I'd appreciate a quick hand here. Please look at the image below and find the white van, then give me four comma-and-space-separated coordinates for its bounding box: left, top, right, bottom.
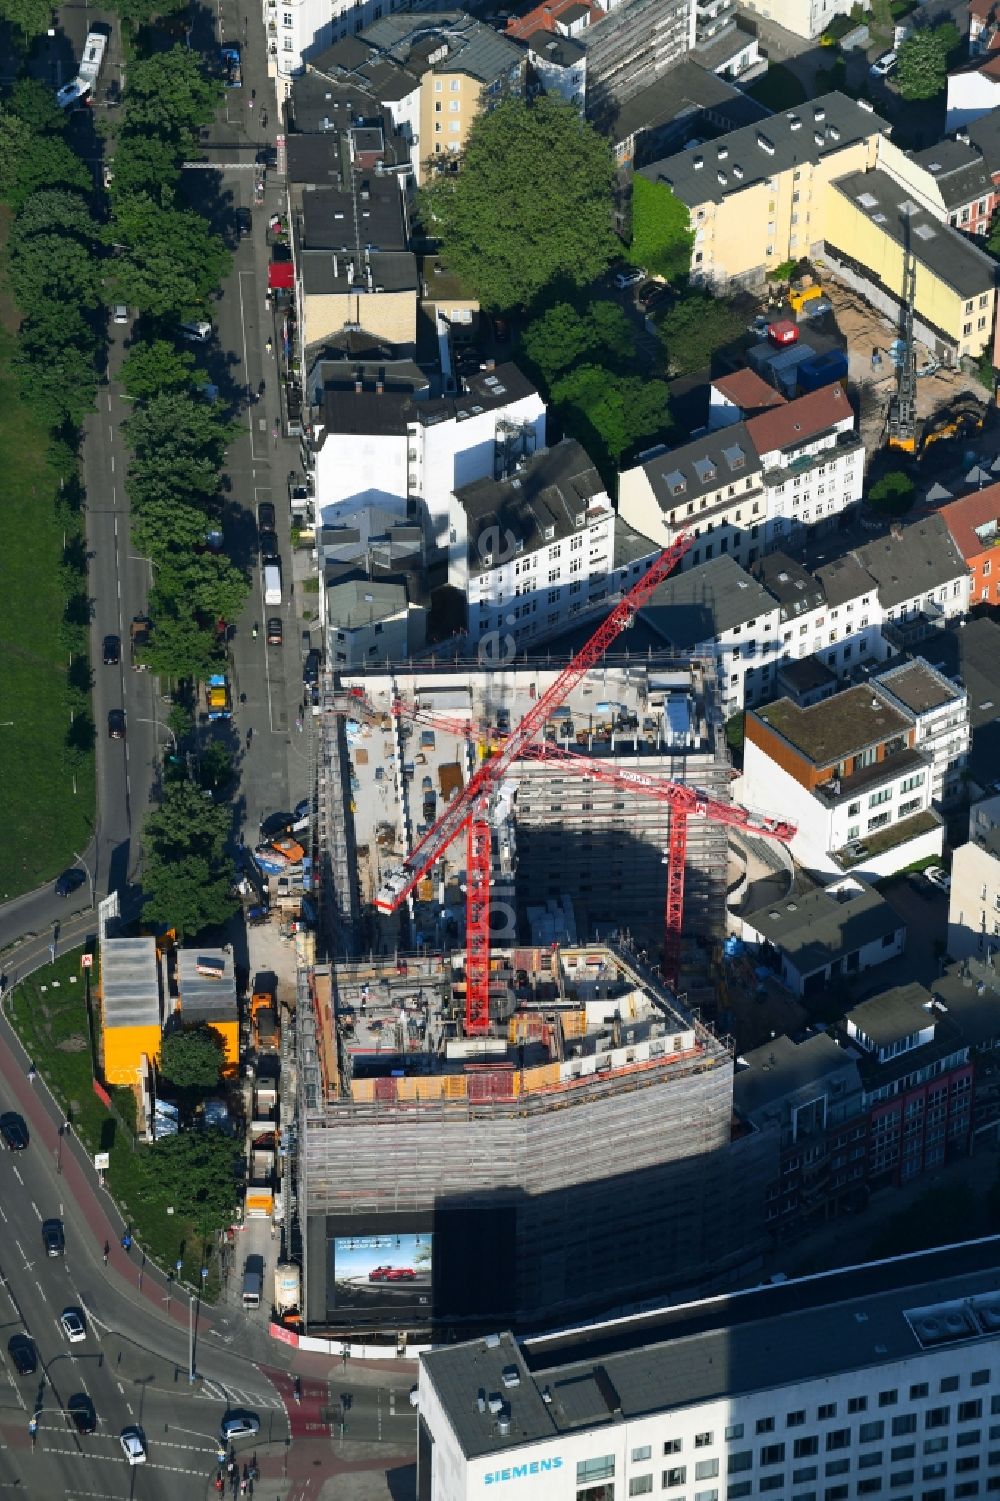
263, 561, 282, 606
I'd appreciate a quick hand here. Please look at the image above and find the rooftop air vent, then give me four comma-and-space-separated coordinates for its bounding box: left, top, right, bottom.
788, 113, 802, 130
814, 105, 825, 121
757, 132, 775, 155
733, 164, 744, 179
828, 124, 840, 139
717, 145, 728, 159
693, 155, 704, 170
718, 170, 728, 185
814, 132, 825, 146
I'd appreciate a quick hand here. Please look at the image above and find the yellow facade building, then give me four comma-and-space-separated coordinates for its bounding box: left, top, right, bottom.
824, 168, 999, 361
101, 936, 163, 1087
639, 92, 886, 288
175, 948, 240, 1077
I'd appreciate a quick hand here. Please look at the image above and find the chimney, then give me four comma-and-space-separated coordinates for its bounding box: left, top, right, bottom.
333, 253, 339, 280
347, 260, 355, 285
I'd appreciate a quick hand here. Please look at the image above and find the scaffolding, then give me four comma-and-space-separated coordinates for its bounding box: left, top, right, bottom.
317, 674, 361, 958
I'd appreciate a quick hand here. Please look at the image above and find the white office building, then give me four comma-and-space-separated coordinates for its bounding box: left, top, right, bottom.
417, 1238, 1000, 1501
310, 363, 546, 553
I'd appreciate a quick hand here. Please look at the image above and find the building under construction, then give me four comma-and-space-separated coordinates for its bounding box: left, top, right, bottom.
318, 663, 731, 975
296, 941, 776, 1339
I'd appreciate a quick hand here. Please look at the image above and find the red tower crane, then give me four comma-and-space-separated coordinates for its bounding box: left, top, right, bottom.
374, 535, 694, 1031
387, 704, 796, 989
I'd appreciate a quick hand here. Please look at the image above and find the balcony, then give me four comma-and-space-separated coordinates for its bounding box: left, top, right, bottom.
813, 747, 928, 808
762, 432, 864, 488
834, 807, 942, 870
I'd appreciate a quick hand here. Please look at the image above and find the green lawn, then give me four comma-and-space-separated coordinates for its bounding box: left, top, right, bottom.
748, 65, 809, 112
0, 318, 95, 900
8, 954, 221, 1294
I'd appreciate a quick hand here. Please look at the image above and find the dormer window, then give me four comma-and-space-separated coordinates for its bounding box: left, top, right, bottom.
544, 525, 555, 540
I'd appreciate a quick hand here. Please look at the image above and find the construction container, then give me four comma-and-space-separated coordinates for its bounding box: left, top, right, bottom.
767, 320, 799, 348
796, 348, 849, 393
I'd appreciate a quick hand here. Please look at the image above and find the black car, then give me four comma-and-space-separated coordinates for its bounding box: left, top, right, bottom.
236, 206, 252, 238
257, 501, 276, 531
102, 634, 121, 666
67, 1393, 97, 1434
55, 868, 87, 899
259, 529, 279, 561
108, 709, 126, 740
0, 1113, 28, 1151
303, 648, 322, 685
42, 1218, 65, 1257
7, 1334, 36, 1377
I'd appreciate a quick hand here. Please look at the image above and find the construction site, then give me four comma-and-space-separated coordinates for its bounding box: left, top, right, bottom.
295, 941, 776, 1337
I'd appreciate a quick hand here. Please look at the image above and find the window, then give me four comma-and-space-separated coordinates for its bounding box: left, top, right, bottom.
788, 1413, 806, 1429
960, 1403, 983, 1423
891, 1474, 915, 1489
894, 1417, 918, 1437
577, 1457, 615, 1485
629, 1480, 652, 1497
892, 1446, 916, 1461
869, 787, 892, 808
760, 1445, 785, 1466
795, 1439, 820, 1460
757, 1419, 776, 1435
450, 78, 460, 90
825, 1487, 849, 1500
632, 1448, 652, 1464
858, 1483, 882, 1496
728, 1485, 752, 1500
880, 1392, 899, 1408
826, 1460, 850, 1476
941, 1377, 960, 1394
663, 1468, 686, 1488
850, 1398, 869, 1415
696, 1460, 720, 1481
972, 1372, 990, 1388
664, 1441, 682, 1455
695, 1434, 714, 1448
819, 1406, 837, 1422
826, 1430, 850, 1452
861, 1423, 885, 1444
760, 1477, 784, 1493
923, 1439, 948, 1455
728, 1452, 752, 1474
725, 1426, 745, 1442
925, 1408, 950, 1430
795, 1468, 819, 1483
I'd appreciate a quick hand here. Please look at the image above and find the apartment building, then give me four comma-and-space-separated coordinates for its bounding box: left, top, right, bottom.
309, 361, 546, 552
880, 134, 999, 238
707, 367, 786, 429
740, 0, 859, 38
738, 877, 907, 997
941, 483, 1000, 608
740, 682, 945, 880
947, 50, 1000, 133
858, 514, 971, 629
638, 93, 885, 287
618, 381, 861, 571
449, 439, 657, 650
759, 550, 885, 687
580, 0, 694, 129
323, 577, 426, 665
264, 0, 432, 87
948, 828, 1000, 960
308, 15, 526, 183
875, 658, 970, 808
825, 166, 1000, 362
418, 1239, 1000, 1501
284, 105, 418, 352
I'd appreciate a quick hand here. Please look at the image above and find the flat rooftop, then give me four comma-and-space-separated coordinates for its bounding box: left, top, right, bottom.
102, 936, 161, 1031
176, 948, 237, 1025
753, 684, 912, 767
846, 980, 934, 1047
422, 1237, 1000, 1458
876, 658, 964, 716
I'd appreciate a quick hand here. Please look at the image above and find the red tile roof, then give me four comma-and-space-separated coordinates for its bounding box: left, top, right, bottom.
940, 482, 1000, 560
712, 369, 787, 415
506, 0, 601, 38
745, 382, 853, 456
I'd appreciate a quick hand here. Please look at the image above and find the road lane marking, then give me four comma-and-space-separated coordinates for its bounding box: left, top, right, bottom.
12, 1168, 22, 1186
29, 1201, 40, 1221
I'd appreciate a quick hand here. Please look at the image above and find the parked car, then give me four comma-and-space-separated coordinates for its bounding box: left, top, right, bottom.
112, 303, 128, 326
7, 1335, 36, 1377
103, 634, 120, 666
107, 709, 126, 740
0, 1113, 28, 1151
614, 266, 645, 290
266, 617, 282, 645
924, 865, 951, 893
236, 206, 252, 238
179, 319, 212, 343
68, 1394, 97, 1434
303, 648, 322, 686
870, 49, 897, 77
220, 1413, 260, 1442
60, 1308, 86, 1343
259, 529, 279, 561
42, 1219, 65, 1257
119, 1427, 146, 1465
257, 502, 276, 531
55, 868, 87, 899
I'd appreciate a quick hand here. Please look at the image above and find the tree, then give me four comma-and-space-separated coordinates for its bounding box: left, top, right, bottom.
8, 78, 67, 134
0, 0, 54, 43
108, 198, 231, 317
136, 1130, 238, 1236
131, 497, 218, 558
520, 299, 636, 385
868, 470, 914, 514
110, 136, 183, 201
12, 187, 96, 242
104, 0, 187, 30
655, 289, 747, 377
141, 605, 219, 679
552, 363, 671, 465
159, 1024, 225, 1089
629, 176, 694, 282
158, 551, 248, 625
142, 779, 236, 935
420, 96, 617, 311
199, 740, 233, 791
0, 132, 92, 212
8, 231, 103, 310
120, 47, 221, 144
15, 337, 99, 430
144, 776, 231, 858
896, 23, 959, 101
120, 339, 197, 401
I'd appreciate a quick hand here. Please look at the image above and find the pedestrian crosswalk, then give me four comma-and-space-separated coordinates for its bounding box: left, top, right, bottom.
198, 1378, 285, 1412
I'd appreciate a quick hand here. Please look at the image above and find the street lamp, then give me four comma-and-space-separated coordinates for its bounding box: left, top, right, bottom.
133, 718, 177, 752
71, 847, 96, 908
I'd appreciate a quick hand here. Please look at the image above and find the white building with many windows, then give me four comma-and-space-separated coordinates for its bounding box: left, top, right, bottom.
416, 1239, 1000, 1501
875, 659, 970, 808
759, 550, 886, 686
618, 382, 863, 574
449, 439, 657, 650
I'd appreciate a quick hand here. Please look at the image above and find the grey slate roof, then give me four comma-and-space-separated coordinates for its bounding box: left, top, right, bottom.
640, 92, 886, 207
919, 616, 1000, 730
176, 948, 237, 1026
815, 552, 879, 610
734, 1030, 860, 1120
631, 423, 761, 517
830, 168, 999, 299
641, 554, 777, 648
300, 181, 407, 254
326, 577, 409, 628
454, 440, 609, 572
422, 1240, 1000, 1458
525, 29, 585, 66
102, 936, 161, 1032
846, 980, 934, 1048
608, 58, 758, 148
912, 138, 994, 211
744, 881, 903, 977
300, 250, 418, 296
319, 361, 537, 438
933, 957, 1000, 1046
856, 515, 969, 610
757, 551, 825, 619
357, 12, 525, 84
777, 653, 838, 696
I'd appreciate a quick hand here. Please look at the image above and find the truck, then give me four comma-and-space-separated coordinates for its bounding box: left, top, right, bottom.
130, 616, 151, 670
56, 29, 107, 107
274, 1262, 301, 1322
251, 991, 280, 1053
205, 674, 232, 720
242, 1254, 264, 1308
263, 561, 281, 607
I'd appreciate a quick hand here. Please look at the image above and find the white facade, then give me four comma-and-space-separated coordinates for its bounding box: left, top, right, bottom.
879, 571, 970, 628
946, 63, 1000, 133
266, 0, 412, 86
755, 425, 862, 556
528, 43, 586, 110
876, 662, 970, 808
313, 389, 547, 553
739, 0, 856, 40
776, 580, 885, 682
947, 834, 1000, 961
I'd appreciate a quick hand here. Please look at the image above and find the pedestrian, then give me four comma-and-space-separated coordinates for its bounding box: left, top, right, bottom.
261, 109, 268, 128
240, 692, 247, 704
265, 337, 272, 355
103, 1239, 110, 1265
295, 716, 302, 734
246, 727, 253, 748
258, 378, 266, 397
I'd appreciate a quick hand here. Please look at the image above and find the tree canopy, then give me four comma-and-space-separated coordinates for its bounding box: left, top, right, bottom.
108, 197, 231, 318
552, 363, 671, 465
120, 47, 221, 145
628, 176, 694, 282
654, 288, 748, 377
0, 0, 54, 43
136, 1129, 239, 1236
159, 1024, 225, 1089
120, 339, 197, 401
141, 780, 236, 936
896, 23, 959, 100
420, 96, 617, 312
